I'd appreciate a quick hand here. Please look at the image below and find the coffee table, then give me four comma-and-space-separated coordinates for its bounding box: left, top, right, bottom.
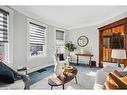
48, 67, 78, 90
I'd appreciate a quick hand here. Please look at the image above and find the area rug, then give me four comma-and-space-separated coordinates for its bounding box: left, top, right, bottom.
30, 71, 96, 90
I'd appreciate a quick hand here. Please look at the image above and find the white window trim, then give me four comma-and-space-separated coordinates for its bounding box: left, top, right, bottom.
0, 6, 14, 66
27, 18, 47, 60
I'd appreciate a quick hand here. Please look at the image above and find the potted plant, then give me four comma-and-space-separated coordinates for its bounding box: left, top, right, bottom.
64, 41, 76, 66
65, 41, 76, 54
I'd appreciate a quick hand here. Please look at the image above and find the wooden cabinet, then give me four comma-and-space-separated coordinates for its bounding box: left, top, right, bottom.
98, 18, 127, 67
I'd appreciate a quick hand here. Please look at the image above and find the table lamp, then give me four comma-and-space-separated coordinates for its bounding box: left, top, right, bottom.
111, 49, 126, 67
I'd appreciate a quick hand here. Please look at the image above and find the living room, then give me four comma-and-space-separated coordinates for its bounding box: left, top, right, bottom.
0, 5, 127, 91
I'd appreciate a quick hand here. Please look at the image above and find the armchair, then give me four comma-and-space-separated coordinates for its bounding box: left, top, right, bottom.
0, 62, 30, 89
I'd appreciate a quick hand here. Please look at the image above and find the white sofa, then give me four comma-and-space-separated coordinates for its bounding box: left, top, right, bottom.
93, 66, 124, 89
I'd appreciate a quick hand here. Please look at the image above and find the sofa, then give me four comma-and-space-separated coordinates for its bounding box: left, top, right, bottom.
93, 65, 125, 89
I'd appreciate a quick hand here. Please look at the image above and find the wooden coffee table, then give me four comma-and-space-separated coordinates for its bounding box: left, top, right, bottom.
48, 67, 78, 90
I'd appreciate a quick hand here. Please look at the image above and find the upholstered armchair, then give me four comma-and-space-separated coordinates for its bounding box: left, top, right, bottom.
0, 62, 30, 89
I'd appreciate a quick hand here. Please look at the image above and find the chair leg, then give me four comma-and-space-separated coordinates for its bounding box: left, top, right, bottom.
51, 86, 53, 90
75, 76, 78, 84
62, 84, 64, 90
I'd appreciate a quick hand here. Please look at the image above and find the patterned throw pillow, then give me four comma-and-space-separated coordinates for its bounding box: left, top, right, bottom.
104, 73, 119, 89
104, 70, 127, 89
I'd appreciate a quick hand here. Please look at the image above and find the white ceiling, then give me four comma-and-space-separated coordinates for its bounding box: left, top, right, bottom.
10, 6, 127, 30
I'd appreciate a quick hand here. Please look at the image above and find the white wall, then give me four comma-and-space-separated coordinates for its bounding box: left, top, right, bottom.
3, 6, 127, 70
11, 9, 63, 73
67, 26, 99, 66
67, 11, 127, 67
13, 10, 28, 69
98, 11, 127, 27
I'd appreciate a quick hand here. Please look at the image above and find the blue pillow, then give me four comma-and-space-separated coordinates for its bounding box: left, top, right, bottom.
0, 63, 15, 83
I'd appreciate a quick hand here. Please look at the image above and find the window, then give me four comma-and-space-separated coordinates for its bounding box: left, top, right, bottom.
56, 29, 65, 54
56, 29, 65, 46
56, 30, 64, 40
29, 21, 46, 56
0, 8, 9, 62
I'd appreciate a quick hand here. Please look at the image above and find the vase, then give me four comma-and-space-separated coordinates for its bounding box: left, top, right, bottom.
54, 56, 62, 75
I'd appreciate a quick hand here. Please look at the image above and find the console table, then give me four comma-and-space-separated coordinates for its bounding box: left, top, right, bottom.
76, 54, 94, 65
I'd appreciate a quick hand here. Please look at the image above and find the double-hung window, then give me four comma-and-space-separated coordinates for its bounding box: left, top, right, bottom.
29, 21, 46, 56
56, 29, 65, 54
56, 29, 65, 46
0, 8, 9, 62
56, 30, 64, 41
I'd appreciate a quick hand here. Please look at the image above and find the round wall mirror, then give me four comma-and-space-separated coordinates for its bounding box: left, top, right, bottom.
77, 36, 89, 47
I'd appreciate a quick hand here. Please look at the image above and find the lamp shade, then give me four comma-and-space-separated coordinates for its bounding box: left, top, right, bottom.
111, 49, 126, 59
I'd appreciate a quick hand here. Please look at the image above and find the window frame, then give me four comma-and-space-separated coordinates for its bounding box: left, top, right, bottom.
56, 30, 65, 41
55, 28, 65, 46
55, 28, 65, 54
0, 6, 14, 66
27, 18, 47, 58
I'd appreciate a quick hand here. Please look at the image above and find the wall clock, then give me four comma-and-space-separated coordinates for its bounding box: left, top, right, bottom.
77, 36, 89, 47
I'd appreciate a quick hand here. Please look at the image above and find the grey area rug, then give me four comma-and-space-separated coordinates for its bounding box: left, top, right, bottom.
30, 69, 97, 90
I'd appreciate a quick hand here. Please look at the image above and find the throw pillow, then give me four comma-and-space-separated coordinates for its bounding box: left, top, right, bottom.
105, 71, 127, 89
113, 70, 124, 77
104, 73, 119, 89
